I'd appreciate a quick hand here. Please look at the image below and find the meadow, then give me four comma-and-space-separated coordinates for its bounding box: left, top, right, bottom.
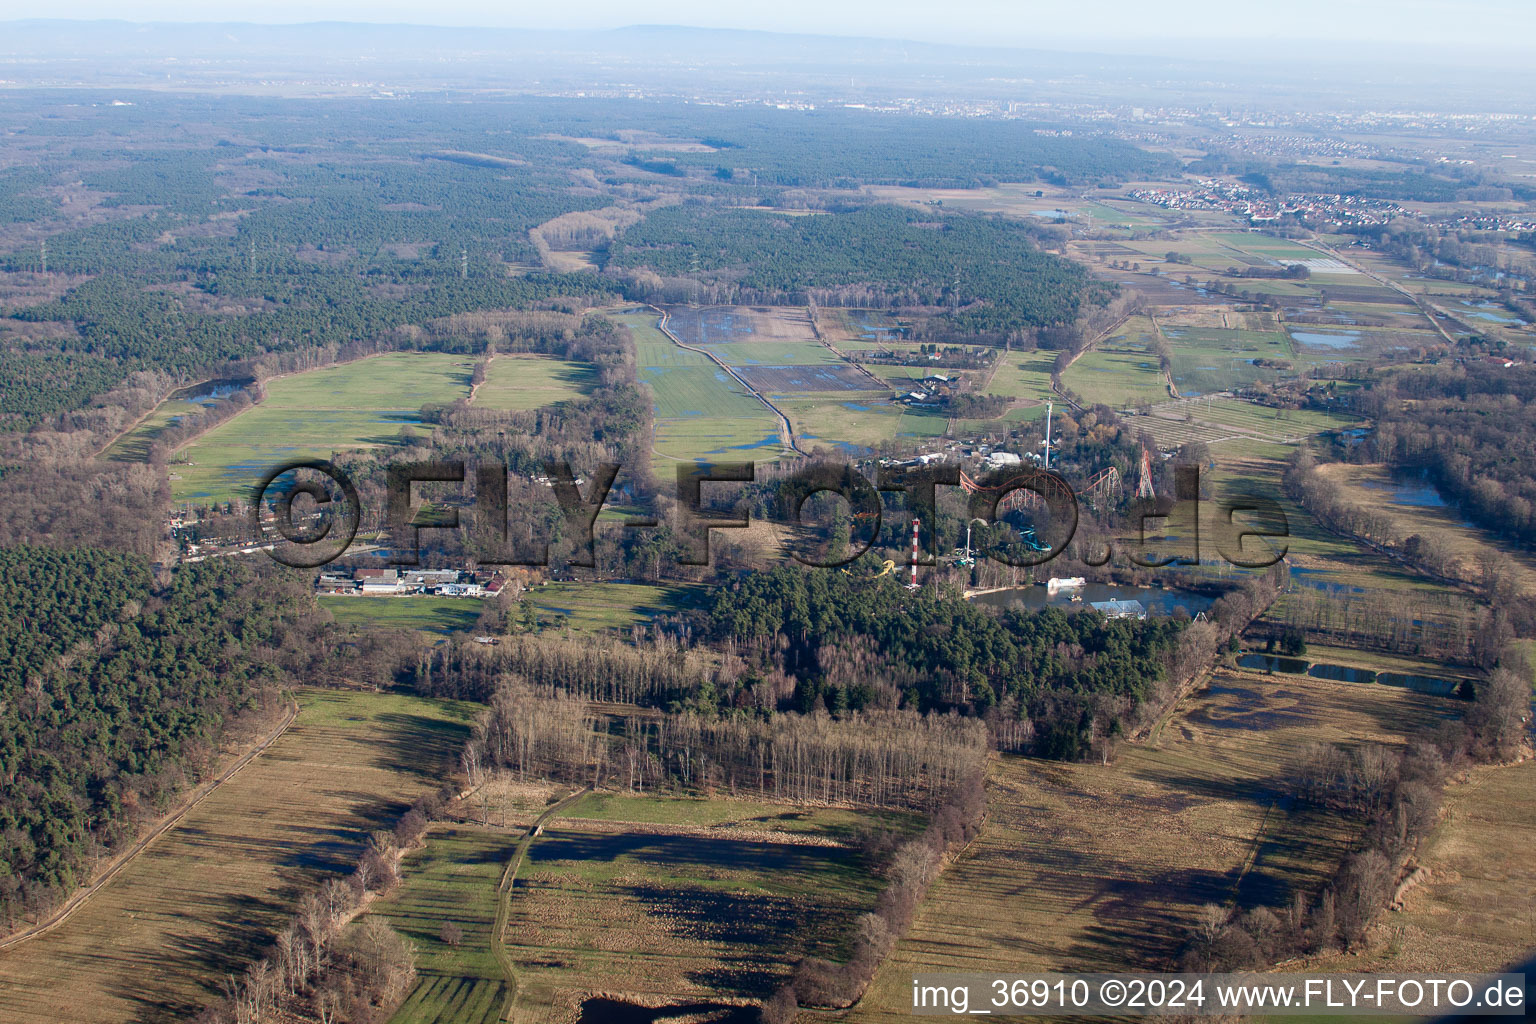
1312, 463, 1536, 599
372, 827, 519, 1024
319, 594, 487, 635
104, 386, 236, 462
1296, 757, 1536, 973
370, 790, 908, 1024
471, 354, 598, 411
525, 580, 708, 633
170, 353, 476, 503
0, 690, 476, 1024
503, 797, 891, 1022
847, 667, 1461, 1022
1060, 339, 1169, 408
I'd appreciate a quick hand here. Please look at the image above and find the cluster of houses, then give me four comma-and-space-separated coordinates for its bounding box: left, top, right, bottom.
898, 373, 958, 408
1130, 179, 1404, 227
315, 567, 505, 597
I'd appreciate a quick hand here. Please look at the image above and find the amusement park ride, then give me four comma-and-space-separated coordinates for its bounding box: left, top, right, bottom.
841, 400, 1162, 581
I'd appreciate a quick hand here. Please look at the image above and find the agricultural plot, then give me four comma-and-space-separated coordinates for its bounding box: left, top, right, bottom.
736, 364, 874, 393
816, 308, 907, 351
859, 184, 1181, 232
525, 580, 708, 633
471, 354, 598, 411
171, 353, 476, 504
1204, 448, 1454, 595
0, 690, 476, 1024
613, 310, 786, 472
779, 395, 934, 453
1061, 340, 1169, 408
848, 668, 1461, 1023
503, 798, 891, 1021
1299, 757, 1536, 973
374, 827, 519, 1024
104, 383, 245, 462
319, 594, 487, 635
662, 305, 819, 346
1312, 463, 1536, 600
1135, 397, 1356, 451
986, 349, 1057, 408
1157, 324, 1292, 396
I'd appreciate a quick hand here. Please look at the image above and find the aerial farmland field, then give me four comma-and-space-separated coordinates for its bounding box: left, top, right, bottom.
0, 691, 476, 1024
472, 354, 598, 411
846, 667, 1461, 1023
612, 309, 787, 472
169, 352, 476, 503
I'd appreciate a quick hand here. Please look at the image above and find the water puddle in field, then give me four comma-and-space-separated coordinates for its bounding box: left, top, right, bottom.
1288, 329, 1361, 349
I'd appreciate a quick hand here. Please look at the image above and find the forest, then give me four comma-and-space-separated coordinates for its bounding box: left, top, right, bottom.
0, 551, 315, 921
604, 203, 1107, 337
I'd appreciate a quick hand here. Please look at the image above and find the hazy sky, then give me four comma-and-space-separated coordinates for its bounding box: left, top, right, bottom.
4, 0, 1534, 55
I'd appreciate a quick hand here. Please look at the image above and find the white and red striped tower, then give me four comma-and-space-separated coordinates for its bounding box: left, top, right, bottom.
909, 517, 922, 589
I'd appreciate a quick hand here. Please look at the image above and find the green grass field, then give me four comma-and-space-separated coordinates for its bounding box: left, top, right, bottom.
374, 827, 517, 1024
472, 355, 597, 411
613, 310, 787, 473
987, 349, 1057, 405
171, 353, 476, 503
319, 595, 487, 635
104, 396, 215, 462
1061, 345, 1169, 408
525, 580, 707, 633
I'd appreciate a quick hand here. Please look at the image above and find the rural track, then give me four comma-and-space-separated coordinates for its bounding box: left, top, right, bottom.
0, 697, 301, 953
1050, 312, 1130, 414
493, 784, 595, 1023
648, 304, 811, 458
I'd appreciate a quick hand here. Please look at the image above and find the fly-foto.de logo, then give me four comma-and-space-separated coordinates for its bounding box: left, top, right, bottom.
248, 458, 1288, 571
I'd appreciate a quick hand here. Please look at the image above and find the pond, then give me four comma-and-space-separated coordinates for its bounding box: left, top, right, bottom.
1239, 653, 1309, 674
1308, 663, 1376, 684
1378, 672, 1463, 697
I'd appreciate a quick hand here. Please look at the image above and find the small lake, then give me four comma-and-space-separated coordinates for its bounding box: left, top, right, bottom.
1239, 653, 1309, 674
1358, 475, 1451, 509
973, 583, 1214, 617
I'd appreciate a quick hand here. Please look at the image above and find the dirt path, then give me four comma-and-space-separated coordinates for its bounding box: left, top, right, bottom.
0, 697, 300, 952
649, 304, 809, 457
495, 785, 594, 1023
